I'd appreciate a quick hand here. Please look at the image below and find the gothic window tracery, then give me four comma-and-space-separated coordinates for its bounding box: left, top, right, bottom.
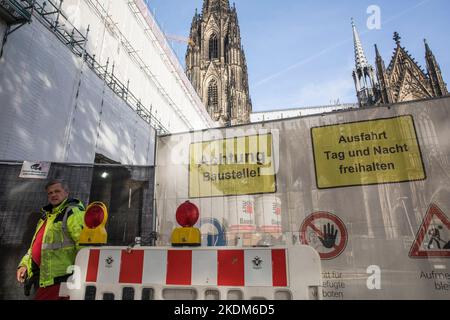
209, 33, 219, 59
186, 3, 252, 125
208, 80, 219, 112
224, 35, 229, 63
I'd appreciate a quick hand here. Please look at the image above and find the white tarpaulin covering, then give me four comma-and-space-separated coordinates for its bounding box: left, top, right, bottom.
0, 10, 155, 165
59, 0, 213, 132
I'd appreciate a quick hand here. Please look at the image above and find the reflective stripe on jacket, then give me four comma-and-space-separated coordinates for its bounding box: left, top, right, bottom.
18, 198, 85, 288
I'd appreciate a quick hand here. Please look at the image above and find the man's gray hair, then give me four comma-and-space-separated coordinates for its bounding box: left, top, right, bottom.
45, 179, 69, 192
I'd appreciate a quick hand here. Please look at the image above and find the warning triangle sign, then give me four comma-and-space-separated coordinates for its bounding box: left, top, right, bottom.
409, 203, 450, 258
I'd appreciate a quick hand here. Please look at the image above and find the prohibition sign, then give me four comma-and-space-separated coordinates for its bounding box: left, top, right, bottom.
300, 212, 348, 260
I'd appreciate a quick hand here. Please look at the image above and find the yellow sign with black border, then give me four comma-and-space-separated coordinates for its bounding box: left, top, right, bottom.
311, 115, 426, 189
189, 134, 276, 198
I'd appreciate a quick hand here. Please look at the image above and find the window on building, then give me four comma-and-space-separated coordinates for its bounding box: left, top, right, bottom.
224, 36, 229, 63
208, 80, 219, 112
209, 34, 218, 59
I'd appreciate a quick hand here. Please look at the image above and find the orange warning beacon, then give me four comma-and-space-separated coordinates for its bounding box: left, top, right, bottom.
171, 201, 201, 247
79, 202, 108, 245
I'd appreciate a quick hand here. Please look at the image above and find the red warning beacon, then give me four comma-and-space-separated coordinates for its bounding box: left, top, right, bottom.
79, 202, 108, 245
171, 201, 201, 247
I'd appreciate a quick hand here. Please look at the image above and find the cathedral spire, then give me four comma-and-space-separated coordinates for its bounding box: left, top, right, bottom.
354, 30, 447, 106
202, 0, 230, 15
393, 32, 401, 46
375, 44, 393, 105
375, 44, 381, 59
424, 38, 432, 54
352, 18, 369, 69
187, 0, 252, 126
424, 39, 448, 96
351, 19, 378, 107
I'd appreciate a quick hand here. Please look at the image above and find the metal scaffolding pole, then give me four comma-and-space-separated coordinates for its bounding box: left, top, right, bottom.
84, 0, 194, 131
27, 0, 168, 135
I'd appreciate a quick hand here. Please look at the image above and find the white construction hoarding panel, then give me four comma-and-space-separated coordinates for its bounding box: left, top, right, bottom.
134, 113, 156, 166
95, 86, 154, 165
0, 18, 156, 165
65, 63, 103, 163
0, 22, 78, 162
155, 97, 450, 299
0, 20, 6, 42
60, 0, 213, 133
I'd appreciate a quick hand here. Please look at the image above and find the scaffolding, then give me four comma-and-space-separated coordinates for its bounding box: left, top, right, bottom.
128, 0, 213, 128
0, 0, 33, 25
83, 0, 196, 131
33, 0, 87, 56
10, 0, 169, 135
0, 0, 34, 56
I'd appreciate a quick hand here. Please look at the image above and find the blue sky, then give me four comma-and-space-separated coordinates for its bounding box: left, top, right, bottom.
147, 0, 450, 112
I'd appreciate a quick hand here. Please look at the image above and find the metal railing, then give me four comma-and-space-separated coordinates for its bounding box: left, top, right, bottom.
0, 0, 33, 23
29, 0, 169, 135
84, 0, 195, 132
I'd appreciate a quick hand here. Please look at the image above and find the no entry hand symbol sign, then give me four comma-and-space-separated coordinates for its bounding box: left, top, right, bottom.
300, 212, 348, 260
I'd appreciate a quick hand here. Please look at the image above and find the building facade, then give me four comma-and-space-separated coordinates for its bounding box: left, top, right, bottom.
0, 0, 215, 165
186, 0, 252, 126
352, 22, 448, 107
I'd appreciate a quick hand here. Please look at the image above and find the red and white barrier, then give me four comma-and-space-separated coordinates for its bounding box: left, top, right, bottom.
60, 245, 322, 300
85, 248, 287, 287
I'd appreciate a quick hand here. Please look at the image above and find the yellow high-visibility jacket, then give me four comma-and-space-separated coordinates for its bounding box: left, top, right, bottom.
18, 198, 85, 287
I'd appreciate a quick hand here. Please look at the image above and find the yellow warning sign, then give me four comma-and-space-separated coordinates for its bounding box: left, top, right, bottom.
189, 134, 276, 198
311, 115, 426, 189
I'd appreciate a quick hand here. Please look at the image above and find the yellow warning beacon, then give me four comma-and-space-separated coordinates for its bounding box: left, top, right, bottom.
171, 201, 201, 247
79, 202, 108, 246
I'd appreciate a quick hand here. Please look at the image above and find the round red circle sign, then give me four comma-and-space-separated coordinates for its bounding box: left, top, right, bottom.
300, 212, 348, 260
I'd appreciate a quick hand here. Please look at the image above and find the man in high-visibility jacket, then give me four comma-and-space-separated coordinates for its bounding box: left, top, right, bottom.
16, 180, 85, 300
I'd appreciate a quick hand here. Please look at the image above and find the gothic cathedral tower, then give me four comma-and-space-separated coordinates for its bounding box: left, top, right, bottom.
352, 20, 448, 106
374, 33, 448, 104
351, 19, 378, 107
186, 0, 252, 126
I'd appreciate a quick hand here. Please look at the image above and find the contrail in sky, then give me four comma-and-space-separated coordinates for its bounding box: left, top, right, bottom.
254, 0, 433, 88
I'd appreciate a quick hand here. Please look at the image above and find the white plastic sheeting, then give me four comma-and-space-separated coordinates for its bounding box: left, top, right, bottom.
155, 96, 450, 299
0, 20, 6, 43
0, 17, 155, 165
59, 0, 213, 132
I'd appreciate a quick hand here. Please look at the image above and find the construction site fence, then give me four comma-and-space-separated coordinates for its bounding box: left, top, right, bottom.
0, 161, 155, 299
